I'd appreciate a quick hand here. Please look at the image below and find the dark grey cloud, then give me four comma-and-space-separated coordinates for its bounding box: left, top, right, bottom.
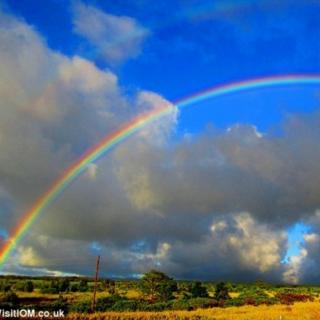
113, 114, 320, 229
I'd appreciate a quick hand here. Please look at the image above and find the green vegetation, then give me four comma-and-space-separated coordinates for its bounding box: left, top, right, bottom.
0, 272, 319, 314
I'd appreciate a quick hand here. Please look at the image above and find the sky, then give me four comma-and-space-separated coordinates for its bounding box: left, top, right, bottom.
0, 0, 320, 283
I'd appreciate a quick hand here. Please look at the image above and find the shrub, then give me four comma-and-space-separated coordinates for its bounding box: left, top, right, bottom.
142, 301, 173, 311
0, 280, 11, 292
96, 295, 124, 311
187, 297, 218, 309
70, 283, 79, 292
275, 292, 314, 305
172, 298, 217, 311
0, 290, 20, 309
46, 295, 69, 313
172, 298, 194, 311
69, 300, 91, 313
111, 300, 140, 311
78, 279, 89, 292
40, 281, 59, 294
226, 288, 278, 307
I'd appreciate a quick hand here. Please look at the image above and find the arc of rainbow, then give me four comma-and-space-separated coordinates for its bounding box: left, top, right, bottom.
1, 74, 320, 268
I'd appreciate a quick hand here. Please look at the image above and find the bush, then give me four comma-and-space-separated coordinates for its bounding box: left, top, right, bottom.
142, 301, 173, 311
188, 297, 218, 309
226, 288, 278, 307
78, 279, 89, 292
111, 300, 140, 311
275, 292, 314, 305
46, 296, 69, 313
69, 300, 91, 313
96, 295, 123, 311
0, 290, 20, 309
0, 280, 12, 292
172, 297, 218, 310
70, 283, 78, 292
40, 281, 59, 294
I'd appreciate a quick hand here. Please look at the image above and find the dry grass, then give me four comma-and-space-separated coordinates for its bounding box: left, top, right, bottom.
63, 301, 320, 320
17, 289, 110, 301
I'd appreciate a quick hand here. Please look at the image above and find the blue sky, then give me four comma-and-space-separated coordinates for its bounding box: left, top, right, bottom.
1, 0, 320, 281
5, 0, 320, 131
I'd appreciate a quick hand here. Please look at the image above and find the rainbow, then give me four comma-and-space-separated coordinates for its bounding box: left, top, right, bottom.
1, 74, 320, 268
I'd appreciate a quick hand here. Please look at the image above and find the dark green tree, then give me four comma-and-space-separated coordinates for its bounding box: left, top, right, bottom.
140, 270, 177, 301
214, 282, 230, 301
24, 280, 34, 293
0, 280, 11, 292
70, 283, 78, 292
189, 281, 209, 298
104, 279, 116, 295
49, 280, 60, 294
58, 278, 70, 292
78, 279, 89, 292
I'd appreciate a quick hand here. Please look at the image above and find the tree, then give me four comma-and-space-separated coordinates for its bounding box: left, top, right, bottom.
140, 270, 177, 301
214, 282, 230, 301
24, 281, 34, 293
189, 281, 209, 298
78, 279, 89, 292
58, 278, 70, 292
70, 283, 78, 292
0, 280, 11, 293
104, 279, 116, 295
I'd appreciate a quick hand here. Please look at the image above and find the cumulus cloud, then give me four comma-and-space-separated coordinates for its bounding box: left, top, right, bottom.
2, 7, 320, 283
72, 2, 149, 63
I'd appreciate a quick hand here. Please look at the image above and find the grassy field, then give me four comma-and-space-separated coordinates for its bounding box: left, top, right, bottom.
56, 302, 320, 320
1, 274, 320, 319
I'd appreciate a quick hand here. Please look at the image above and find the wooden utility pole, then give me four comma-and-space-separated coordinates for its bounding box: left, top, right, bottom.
91, 255, 100, 313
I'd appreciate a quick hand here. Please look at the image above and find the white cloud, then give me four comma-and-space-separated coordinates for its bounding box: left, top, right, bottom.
283, 249, 307, 284
211, 213, 286, 273
72, 2, 149, 63
17, 246, 45, 268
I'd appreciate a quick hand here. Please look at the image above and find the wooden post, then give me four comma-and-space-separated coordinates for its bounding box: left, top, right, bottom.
91, 255, 100, 313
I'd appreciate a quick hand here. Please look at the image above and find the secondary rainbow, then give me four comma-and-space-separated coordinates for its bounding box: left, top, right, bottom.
1, 74, 320, 268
